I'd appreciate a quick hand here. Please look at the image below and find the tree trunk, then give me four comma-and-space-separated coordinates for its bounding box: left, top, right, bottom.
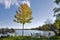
50, 28, 58, 36
22, 23, 24, 37
58, 25, 60, 36
49, 24, 58, 35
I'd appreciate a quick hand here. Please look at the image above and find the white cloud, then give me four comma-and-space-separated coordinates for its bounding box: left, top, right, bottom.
0, 0, 19, 8
22, 0, 30, 7
0, 0, 30, 9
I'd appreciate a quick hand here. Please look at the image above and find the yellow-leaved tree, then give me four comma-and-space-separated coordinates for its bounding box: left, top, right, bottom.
14, 3, 33, 37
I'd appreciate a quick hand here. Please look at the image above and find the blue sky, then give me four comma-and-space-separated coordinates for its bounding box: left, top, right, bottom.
0, 0, 56, 29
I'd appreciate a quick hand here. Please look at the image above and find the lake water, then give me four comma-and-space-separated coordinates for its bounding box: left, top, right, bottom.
15, 30, 55, 37
0, 30, 55, 38
15, 30, 40, 36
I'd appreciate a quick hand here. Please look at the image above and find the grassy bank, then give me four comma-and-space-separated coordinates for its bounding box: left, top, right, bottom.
0, 36, 60, 40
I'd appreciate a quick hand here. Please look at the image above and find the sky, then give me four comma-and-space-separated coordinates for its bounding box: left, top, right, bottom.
0, 0, 57, 29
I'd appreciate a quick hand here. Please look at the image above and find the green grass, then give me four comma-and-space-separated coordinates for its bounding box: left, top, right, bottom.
0, 36, 60, 40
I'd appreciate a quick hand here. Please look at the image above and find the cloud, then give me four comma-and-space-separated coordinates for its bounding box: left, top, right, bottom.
22, 0, 30, 7
0, 0, 20, 8
0, 0, 30, 9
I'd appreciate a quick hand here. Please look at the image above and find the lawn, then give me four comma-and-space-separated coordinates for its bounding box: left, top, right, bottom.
0, 36, 60, 40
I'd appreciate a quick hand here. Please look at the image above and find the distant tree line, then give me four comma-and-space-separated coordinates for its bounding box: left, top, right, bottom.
31, 20, 60, 35
31, 23, 57, 31
0, 28, 15, 34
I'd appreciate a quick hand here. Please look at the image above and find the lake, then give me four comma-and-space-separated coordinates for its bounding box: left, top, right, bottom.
15, 30, 55, 37
15, 30, 40, 36
0, 30, 55, 38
